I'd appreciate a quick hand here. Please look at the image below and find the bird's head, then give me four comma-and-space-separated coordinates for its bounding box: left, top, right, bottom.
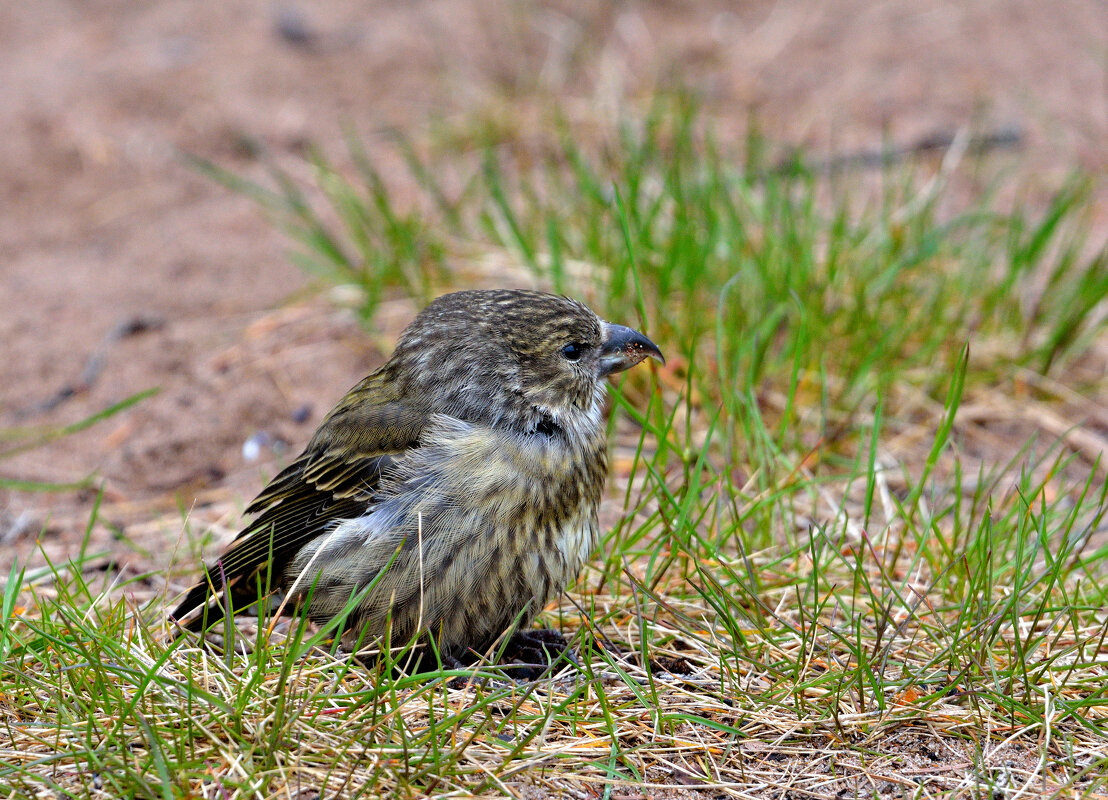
387, 289, 664, 437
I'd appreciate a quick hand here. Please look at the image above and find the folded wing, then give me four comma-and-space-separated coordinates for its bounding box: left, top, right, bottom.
171, 396, 427, 631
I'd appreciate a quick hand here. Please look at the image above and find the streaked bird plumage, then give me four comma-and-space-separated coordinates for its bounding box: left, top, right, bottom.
172, 289, 663, 660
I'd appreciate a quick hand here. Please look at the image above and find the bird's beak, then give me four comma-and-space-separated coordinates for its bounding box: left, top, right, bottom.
598, 322, 665, 377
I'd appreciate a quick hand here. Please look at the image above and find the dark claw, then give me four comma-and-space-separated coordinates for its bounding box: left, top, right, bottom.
440, 654, 475, 689
499, 628, 576, 679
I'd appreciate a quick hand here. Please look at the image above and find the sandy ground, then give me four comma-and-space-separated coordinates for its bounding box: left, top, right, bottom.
3, 0, 1108, 563
3, 4, 1108, 797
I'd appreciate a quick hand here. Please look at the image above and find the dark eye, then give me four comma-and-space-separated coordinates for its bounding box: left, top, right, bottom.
561, 342, 584, 362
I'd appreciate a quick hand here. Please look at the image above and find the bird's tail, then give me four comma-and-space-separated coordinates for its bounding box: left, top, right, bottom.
169, 570, 272, 633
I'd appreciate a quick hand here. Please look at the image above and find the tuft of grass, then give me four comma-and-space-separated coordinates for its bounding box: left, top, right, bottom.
5, 100, 1108, 797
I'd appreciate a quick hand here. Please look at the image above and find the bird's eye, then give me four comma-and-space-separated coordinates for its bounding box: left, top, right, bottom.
561, 342, 584, 362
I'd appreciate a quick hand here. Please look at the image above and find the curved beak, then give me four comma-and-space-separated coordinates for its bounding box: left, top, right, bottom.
598, 322, 665, 377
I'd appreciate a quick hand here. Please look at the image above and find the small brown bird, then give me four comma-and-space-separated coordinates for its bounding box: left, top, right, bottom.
172, 289, 662, 665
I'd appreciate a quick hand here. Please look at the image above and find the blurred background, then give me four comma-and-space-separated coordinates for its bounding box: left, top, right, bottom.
3, 0, 1107, 553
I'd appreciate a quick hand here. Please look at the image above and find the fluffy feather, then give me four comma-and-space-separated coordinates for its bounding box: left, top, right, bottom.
171, 289, 662, 659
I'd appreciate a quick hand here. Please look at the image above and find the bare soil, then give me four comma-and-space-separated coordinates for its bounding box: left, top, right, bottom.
4, 4, 1108, 797
2, 0, 1107, 589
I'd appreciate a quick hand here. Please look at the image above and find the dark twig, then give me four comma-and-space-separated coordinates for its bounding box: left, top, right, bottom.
24, 315, 164, 416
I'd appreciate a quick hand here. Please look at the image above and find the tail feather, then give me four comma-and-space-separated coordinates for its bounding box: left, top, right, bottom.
170, 570, 273, 633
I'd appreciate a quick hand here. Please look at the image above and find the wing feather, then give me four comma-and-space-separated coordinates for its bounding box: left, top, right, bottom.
171, 398, 427, 630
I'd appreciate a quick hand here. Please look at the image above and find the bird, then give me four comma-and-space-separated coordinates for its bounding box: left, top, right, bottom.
171, 289, 663, 668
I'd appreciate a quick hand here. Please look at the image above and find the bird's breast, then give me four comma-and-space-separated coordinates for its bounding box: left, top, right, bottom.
398, 414, 607, 516
286, 414, 609, 656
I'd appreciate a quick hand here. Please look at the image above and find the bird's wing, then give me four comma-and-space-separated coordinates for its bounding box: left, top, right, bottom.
171, 398, 427, 630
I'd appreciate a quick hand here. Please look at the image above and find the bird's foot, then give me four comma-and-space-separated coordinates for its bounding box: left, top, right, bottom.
499, 628, 576, 680
439, 654, 479, 690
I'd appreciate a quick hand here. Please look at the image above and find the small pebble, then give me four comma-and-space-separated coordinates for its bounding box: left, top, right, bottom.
242, 431, 273, 462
